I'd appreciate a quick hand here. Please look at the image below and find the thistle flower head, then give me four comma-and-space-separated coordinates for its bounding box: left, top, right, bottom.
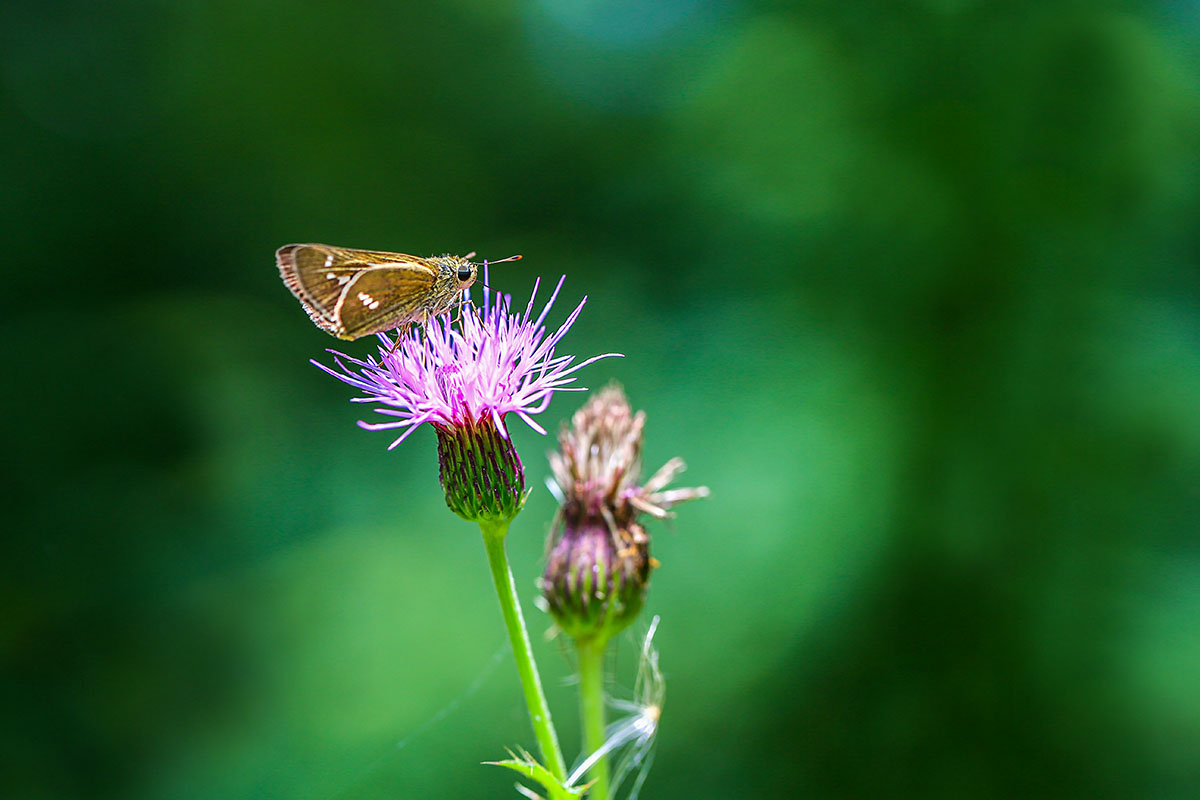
543, 386, 708, 641
315, 276, 619, 523
549, 385, 709, 526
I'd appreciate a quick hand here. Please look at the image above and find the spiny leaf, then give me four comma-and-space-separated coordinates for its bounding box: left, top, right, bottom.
484, 747, 589, 800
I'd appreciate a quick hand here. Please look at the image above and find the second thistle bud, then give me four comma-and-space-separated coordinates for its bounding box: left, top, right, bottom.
542, 385, 708, 643
543, 516, 652, 643
435, 416, 526, 524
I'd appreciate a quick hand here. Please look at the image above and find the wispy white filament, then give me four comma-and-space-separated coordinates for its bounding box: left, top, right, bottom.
567, 617, 664, 799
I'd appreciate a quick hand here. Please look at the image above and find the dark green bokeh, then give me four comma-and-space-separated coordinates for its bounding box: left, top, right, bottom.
4, 1, 1200, 797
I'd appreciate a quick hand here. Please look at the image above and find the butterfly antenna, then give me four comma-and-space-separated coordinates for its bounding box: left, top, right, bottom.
482, 254, 522, 268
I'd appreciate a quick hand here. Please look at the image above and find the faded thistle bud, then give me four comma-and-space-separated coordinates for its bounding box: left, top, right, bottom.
542, 385, 709, 643
435, 416, 526, 524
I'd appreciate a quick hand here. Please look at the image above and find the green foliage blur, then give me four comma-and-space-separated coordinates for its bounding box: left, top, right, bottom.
5, 1, 1200, 797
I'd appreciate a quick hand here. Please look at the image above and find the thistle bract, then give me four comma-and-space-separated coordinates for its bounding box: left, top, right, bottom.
543, 517, 652, 642
435, 416, 525, 523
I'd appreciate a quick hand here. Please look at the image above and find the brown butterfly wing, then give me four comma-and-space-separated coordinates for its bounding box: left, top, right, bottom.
276, 244, 435, 339
334, 265, 439, 339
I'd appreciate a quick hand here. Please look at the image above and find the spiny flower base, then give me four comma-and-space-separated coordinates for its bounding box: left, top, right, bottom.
543, 519, 651, 643
435, 418, 526, 524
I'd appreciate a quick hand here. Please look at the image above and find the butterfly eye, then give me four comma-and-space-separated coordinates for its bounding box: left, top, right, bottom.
457, 266, 474, 283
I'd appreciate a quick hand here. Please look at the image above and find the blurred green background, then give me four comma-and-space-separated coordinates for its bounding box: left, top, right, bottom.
5, 0, 1200, 797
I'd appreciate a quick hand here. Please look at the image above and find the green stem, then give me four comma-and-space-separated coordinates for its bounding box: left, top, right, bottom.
479, 520, 567, 781
577, 635, 611, 800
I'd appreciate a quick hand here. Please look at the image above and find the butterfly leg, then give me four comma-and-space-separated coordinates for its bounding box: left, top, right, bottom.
390, 306, 447, 353
385, 322, 416, 355
456, 297, 483, 327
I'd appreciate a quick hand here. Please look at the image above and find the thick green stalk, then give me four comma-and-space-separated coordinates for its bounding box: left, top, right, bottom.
576, 635, 611, 800
479, 520, 567, 781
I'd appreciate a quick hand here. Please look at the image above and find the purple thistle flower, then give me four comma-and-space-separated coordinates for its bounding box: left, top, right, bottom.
314, 274, 620, 522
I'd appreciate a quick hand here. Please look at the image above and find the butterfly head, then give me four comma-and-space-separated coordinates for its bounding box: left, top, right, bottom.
423, 254, 476, 300
430, 252, 524, 312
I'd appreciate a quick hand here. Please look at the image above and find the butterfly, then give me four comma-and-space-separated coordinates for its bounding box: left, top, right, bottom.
277, 243, 519, 340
